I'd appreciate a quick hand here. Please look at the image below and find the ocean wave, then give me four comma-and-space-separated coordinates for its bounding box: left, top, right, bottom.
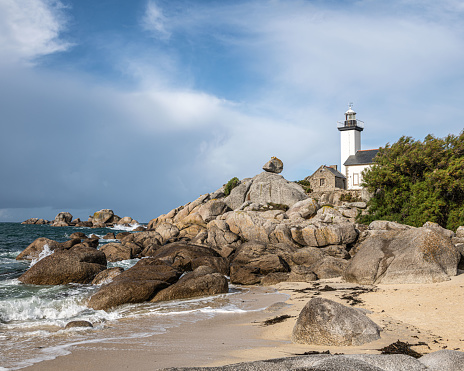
30, 244, 54, 267
110, 223, 141, 231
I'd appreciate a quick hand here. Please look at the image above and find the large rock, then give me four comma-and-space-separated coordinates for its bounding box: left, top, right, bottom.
344, 227, 461, 284
291, 247, 325, 266
149, 242, 227, 273
99, 243, 138, 262
286, 198, 319, 220
53, 212, 73, 225
88, 278, 169, 311
155, 223, 180, 244
115, 258, 182, 283
419, 349, 464, 371
310, 256, 349, 279
87, 261, 182, 310
246, 172, 307, 208
231, 242, 294, 275
206, 220, 241, 256
229, 265, 262, 285
151, 266, 228, 302
160, 352, 463, 370
19, 246, 107, 285
16, 237, 63, 260
92, 209, 115, 224
224, 178, 253, 210
197, 200, 230, 223
225, 211, 287, 245
290, 223, 358, 247
262, 157, 283, 174
292, 298, 381, 346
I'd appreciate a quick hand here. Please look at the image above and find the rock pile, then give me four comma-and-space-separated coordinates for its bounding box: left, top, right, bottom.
16, 159, 464, 313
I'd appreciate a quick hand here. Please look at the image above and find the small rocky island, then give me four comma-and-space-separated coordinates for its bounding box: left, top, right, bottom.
16, 157, 464, 370
22, 209, 142, 229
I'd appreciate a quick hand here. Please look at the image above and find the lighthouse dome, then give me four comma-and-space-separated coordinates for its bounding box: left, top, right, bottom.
345, 107, 356, 115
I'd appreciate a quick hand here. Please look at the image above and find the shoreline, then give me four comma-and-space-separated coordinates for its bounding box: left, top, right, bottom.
19, 286, 287, 371
19, 273, 464, 370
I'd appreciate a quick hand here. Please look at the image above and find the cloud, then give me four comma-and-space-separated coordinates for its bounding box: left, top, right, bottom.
0, 0, 72, 65
141, 1, 171, 40
1, 0, 464, 223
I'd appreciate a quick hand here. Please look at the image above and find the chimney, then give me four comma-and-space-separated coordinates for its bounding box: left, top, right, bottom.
328, 165, 338, 171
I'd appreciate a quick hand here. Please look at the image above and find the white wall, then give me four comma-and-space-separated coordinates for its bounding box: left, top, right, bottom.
346, 164, 370, 190
340, 129, 361, 176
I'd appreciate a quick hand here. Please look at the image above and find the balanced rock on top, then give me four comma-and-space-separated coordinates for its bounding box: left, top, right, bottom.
263, 156, 283, 174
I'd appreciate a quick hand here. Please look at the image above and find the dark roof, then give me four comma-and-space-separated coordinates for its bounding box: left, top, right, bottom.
344, 149, 379, 166
324, 166, 346, 179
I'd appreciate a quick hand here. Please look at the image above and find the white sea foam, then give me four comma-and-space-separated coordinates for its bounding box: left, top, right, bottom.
0, 289, 121, 331
30, 244, 54, 266
108, 258, 138, 270
110, 223, 141, 231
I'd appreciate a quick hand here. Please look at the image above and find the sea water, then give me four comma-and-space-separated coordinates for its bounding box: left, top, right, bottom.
0, 223, 272, 370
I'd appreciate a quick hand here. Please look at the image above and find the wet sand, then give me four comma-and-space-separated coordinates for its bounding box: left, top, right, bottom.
21, 287, 287, 371
23, 272, 464, 370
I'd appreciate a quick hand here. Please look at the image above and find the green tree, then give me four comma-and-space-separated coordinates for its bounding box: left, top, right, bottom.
358, 131, 464, 231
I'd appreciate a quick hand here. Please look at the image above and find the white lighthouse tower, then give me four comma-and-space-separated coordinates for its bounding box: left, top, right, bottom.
337, 104, 364, 176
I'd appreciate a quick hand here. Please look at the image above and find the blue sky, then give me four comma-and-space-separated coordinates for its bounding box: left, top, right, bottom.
1, 0, 463, 222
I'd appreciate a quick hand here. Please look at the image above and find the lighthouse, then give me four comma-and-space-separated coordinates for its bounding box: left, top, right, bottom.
337, 104, 364, 177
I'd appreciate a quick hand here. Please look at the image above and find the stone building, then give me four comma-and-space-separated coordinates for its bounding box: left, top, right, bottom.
306, 165, 346, 192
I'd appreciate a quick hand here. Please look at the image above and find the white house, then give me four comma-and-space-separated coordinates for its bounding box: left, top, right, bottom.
337, 105, 378, 190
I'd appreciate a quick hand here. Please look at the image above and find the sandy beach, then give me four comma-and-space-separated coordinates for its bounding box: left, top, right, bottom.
22, 272, 464, 371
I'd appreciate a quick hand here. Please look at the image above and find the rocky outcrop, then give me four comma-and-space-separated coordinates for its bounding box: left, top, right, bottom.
151, 266, 228, 302
51, 212, 73, 227
91, 209, 115, 224
21, 166, 464, 313
21, 218, 50, 225
344, 227, 461, 284
292, 298, 381, 346
23, 209, 138, 228
19, 246, 107, 285
138, 170, 372, 287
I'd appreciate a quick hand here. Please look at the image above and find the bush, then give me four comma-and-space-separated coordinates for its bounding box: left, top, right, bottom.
224, 177, 240, 196
296, 180, 312, 193
358, 132, 464, 230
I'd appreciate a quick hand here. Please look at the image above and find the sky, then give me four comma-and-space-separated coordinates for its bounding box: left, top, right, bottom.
1, 0, 464, 223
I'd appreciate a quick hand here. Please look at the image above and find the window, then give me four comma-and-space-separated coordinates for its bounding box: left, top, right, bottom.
320, 178, 325, 186
353, 173, 359, 186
